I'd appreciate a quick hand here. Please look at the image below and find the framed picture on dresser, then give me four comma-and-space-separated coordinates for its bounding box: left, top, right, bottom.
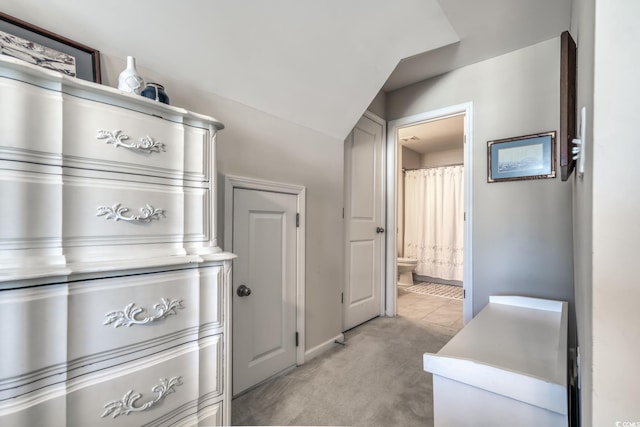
0, 11, 101, 82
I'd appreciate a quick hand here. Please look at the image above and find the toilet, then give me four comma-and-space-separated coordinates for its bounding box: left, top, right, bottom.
397, 257, 418, 286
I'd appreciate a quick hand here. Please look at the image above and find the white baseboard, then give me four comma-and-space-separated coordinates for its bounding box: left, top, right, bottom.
304, 333, 344, 362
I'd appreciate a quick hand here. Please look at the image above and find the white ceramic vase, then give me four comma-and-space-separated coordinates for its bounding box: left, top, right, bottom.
117, 56, 144, 94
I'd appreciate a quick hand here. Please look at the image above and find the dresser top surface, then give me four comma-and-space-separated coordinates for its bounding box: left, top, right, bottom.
0, 55, 224, 130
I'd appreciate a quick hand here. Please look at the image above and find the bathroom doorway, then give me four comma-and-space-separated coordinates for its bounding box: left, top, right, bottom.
385, 103, 473, 324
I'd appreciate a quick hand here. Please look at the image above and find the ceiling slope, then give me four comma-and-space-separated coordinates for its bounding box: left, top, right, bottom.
3, 0, 571, 138
3, 0, 458, 139
384, 0, 572, 91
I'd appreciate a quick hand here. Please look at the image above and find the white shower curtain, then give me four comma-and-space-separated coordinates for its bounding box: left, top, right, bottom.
403, 166, 464, 281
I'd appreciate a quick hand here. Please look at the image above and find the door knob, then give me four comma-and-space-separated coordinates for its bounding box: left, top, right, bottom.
376, 227, 385, 234
237, 285, 252, 297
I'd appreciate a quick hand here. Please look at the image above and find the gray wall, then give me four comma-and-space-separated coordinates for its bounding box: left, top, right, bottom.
367, 90, 387, 120
100, 54, 345, 352
387, 39, 575, 329
421, 147, 464, 168
402, 147, 421, 169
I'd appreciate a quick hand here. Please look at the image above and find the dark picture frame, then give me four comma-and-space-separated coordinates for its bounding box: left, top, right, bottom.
487, 131, 557, 183
559, 30, 577, 181
0, 12, 101, 83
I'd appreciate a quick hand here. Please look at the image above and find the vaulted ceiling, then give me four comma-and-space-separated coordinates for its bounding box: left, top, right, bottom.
385, 0, 572, 91
4, 0, 571, 139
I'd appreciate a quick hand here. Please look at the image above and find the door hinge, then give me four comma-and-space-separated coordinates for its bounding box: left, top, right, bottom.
342, 208, 345, 219
295, 332, 299, 347
463, 289, 466, 299
464, 212, 466, 221
341, 292, 344, 304
296, 213, 300, 228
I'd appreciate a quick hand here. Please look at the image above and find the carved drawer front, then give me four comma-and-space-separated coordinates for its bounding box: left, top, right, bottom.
192, 401, 223, 426
66, 336, 222, 427
0, 392, 66, 427
67, 269, 202, 363
0, 78, 63, 164
62, 95, 210, 181
0, 168, 210, 264
198, 265, 226, 333
61, 174, 209, 261
0, 285, 68, 401
0, 165, 64, 269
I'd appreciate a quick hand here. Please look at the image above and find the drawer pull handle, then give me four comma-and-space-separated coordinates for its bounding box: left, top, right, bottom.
104, 298, 184, 328
97, 129, 166, 154
97, 203, 165, 223
101, 376, 182, 418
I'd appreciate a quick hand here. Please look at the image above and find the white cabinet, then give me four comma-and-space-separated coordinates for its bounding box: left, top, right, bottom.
0, 55, 234, 426
423, 296, 569, 427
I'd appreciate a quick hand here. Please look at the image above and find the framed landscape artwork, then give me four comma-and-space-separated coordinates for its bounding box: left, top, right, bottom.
0, 12, 101, 83
487, 131, 557, 183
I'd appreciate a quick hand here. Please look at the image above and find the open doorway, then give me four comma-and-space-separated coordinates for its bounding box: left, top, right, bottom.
385, 103, 473, 324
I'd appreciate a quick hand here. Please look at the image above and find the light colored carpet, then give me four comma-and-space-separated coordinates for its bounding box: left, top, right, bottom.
405, 283, 463, 300
231, 292, 462, 426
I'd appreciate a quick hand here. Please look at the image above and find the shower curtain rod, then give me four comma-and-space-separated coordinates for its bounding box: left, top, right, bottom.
402, 163, 463, 172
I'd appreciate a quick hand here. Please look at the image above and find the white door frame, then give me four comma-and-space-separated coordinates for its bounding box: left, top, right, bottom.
385, 102, 474, 324
224, 175, 306, 365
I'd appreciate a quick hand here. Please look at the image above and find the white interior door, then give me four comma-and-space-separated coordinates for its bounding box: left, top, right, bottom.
343, 113, 385, 331
232, 188, 297, 395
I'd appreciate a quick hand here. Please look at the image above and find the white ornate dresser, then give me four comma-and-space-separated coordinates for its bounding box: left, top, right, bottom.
0, 55, 234, 426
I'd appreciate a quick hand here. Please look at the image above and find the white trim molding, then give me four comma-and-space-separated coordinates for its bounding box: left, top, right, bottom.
386, 102, 474, 324
304, 334, 345, 362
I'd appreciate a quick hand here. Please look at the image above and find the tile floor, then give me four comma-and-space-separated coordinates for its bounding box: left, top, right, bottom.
397, 286, 464, 336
